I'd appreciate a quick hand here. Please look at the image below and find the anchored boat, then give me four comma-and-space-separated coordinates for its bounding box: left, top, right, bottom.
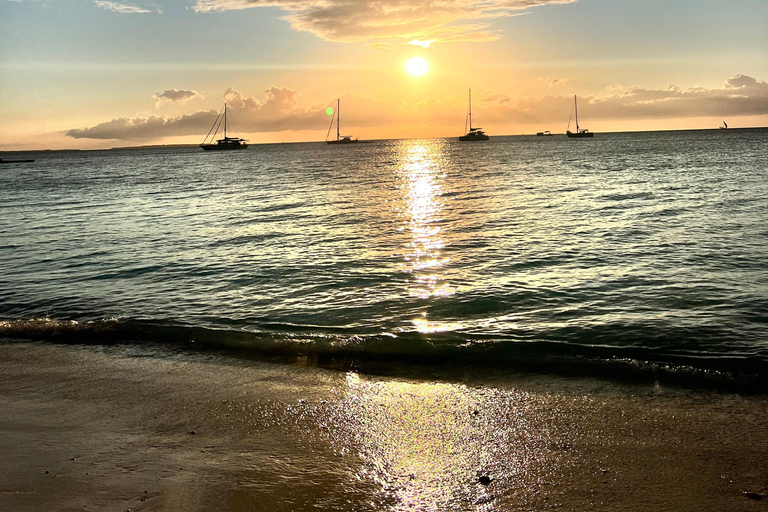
326, 99, 358, 144
459, 89, 489, 141
200, 103, 248, 150
566, 96, 594, 138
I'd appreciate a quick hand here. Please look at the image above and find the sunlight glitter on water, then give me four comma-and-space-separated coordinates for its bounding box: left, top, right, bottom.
321, 371, 567, 511
3, 130, 768, 371
394, 139, 455, 301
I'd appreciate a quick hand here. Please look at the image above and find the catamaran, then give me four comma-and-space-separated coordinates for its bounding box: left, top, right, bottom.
566, 95, 594, 138
200, 103, 248, 150
459, 89, 489, 141
326, 99, 358, 144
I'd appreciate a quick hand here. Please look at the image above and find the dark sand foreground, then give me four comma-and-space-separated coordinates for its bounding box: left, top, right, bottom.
1, 341, 767, 512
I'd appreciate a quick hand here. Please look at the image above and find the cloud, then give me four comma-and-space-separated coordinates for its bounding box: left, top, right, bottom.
408, 40, 435, 48
154, 89, 203, 106
191, 0, 577, 45
582, 74, 768, 119
725, 75, 756, 89
474, 74, 768, 125
65, 75, 768, 141
94, 1, 153, 13
66, 87, 328, 140
66, 111, 218, 140
548, 78, 568, 87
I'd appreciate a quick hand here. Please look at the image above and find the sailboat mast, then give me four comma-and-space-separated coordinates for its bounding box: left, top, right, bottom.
574, 96, 579, 132
224, 103, 228, 139
337, 99, 340, 141
469, 89, 473, 130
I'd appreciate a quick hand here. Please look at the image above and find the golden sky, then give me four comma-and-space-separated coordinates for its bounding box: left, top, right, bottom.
1, 0, 767, 149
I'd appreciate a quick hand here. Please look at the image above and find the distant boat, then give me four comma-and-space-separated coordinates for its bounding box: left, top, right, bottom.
566, 95, 594, 138
459, 89, 489, 141
719, 120, 728, 130
326, 99, 358, 144
200, 103, 248, 150
0, 158, 34, 163
536, 131, 553, 136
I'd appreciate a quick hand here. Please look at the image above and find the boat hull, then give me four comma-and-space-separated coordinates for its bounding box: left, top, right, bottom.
200, 143, 249, 150
566, 131, 594, 138
458, 134, 489, 141
326, 139, 358, 145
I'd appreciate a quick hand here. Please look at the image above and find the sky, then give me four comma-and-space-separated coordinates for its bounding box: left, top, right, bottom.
1, 0, 767, 150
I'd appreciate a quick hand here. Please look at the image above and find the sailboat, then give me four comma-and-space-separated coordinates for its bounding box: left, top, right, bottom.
719, 121, 728, 130
566, 95, 594, 138
459, 89, 489, 141
200, 103, 248, 150
326, 99, 358, 144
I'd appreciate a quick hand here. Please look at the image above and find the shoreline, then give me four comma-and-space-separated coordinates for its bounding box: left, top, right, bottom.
1, 340, 767, 511
2, 126, 767, 154
2, 318, 765, 394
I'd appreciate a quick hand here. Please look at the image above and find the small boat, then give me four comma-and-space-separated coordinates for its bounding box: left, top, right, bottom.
200, 103, 248, 150
719, 121, 728, 130
326, 99, 358, 144
459, 89, 489, 141
566, 95, 594, 138
0, 158, 35, 163
536, 131, 553, 136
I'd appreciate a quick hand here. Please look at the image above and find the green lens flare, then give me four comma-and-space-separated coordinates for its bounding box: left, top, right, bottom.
326, 107, 334, 115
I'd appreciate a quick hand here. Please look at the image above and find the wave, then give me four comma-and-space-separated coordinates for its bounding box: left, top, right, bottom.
2, 317, 766, 393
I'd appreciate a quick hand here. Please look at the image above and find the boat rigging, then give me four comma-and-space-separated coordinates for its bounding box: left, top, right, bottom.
459, 89, 489, 141
200, 103, 249, 151
566, 96, 594, 138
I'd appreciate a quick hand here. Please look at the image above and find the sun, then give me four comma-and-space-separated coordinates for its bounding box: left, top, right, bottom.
405, 57, 429, 77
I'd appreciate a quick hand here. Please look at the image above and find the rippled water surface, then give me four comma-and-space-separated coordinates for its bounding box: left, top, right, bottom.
1, 129, 767, 384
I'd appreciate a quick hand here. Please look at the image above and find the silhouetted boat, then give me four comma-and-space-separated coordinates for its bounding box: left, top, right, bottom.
0, 158, 34, 163
200, 103, 248, 150
566, 96, 593, 138
459, 89, 489, 141
326, 99, 358, 144
536, 131, 553, 136
719, 121, 728, 130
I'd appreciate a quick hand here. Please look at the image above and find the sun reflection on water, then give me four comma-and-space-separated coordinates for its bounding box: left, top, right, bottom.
325, 372, 566, 511
392, 140, 456, 332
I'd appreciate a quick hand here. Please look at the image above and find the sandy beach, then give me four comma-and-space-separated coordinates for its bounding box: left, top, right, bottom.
1, 340, 767, 512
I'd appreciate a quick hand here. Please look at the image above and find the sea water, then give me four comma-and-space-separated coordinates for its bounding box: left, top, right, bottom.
1, 129, 767, 388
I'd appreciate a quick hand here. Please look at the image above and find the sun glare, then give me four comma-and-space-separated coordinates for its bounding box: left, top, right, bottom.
405, 57, 429, 77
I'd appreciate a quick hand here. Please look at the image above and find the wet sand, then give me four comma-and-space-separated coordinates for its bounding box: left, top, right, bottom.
1, 341, 767, 512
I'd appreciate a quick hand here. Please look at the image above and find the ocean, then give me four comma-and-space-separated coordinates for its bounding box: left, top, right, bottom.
2, 129, 767, 390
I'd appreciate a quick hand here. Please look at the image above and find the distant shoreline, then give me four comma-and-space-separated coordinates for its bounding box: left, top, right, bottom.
1, 126, 766, 153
